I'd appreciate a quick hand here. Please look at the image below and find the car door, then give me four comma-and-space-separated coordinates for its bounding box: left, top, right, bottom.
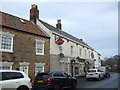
2, 72, 20, 89
62, 72, 72, 87
52, 72, 66, 87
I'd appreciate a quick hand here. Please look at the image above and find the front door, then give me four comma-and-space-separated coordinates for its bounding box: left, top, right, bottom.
20, 65, 28, 75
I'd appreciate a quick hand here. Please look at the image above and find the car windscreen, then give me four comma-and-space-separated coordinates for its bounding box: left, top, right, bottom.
88, 70, 96, 72
35, 73, 50, 80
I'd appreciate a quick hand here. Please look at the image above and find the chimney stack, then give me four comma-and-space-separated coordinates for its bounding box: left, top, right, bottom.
80, 39, 83, 41
56, 19, 62, 30
30, 4, 39, 24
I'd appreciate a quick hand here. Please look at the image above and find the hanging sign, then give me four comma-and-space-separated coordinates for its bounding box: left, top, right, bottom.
55, 38, 64, 45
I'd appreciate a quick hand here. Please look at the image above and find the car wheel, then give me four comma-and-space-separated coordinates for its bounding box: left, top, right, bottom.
17, 86, 29, 90
54, 84, 61, 90
71, 81, 77, 89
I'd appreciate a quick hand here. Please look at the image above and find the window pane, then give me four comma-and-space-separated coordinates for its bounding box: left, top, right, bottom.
36, 41, 44, 54
16, 72, 24, 78
0, 36, 12, 50
2, 72, 16, 80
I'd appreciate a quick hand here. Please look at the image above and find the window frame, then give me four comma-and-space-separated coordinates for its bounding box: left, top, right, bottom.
35, 39, 45, 55
0, 32, 15, 53
71, 46, 74, 56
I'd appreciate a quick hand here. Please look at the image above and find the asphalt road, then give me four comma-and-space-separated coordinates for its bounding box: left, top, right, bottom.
64, 72, 119, 90
76, 72, 119, 88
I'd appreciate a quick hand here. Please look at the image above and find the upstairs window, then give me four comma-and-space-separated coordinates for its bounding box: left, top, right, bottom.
0, 32, 15, 52
79, 48, 82, 56
36, 39, 45, 55
71, 46, 74, 56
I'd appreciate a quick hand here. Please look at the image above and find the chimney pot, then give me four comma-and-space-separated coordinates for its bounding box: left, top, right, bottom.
57, 19, 61, 24
32, 4, 38, 9
80, 39, 83, 41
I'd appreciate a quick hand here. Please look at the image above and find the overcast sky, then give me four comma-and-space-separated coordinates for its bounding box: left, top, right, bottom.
0, 1, 118, 59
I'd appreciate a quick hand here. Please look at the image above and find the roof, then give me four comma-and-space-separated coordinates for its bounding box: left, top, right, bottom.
39, 19, 92, 49
0, 11, 49, 38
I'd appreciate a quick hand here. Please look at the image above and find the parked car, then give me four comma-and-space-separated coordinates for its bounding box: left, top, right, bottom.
0, 70, 32, 90
33, 71, 77, 90
86, 69, 104, 80
97, 66, 110, 78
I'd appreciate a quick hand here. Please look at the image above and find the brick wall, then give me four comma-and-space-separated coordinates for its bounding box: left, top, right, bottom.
1, 27, 50, 79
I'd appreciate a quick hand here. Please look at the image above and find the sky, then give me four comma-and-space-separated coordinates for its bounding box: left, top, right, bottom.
0, 1, 118, 59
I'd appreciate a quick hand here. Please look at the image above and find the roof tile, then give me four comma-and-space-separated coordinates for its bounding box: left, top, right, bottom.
0, 11, 49, 38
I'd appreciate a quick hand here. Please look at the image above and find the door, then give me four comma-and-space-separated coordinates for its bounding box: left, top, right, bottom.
20, 65, 28, 75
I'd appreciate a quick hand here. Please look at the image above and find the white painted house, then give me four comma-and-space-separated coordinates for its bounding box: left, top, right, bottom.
30, 4, 101, 76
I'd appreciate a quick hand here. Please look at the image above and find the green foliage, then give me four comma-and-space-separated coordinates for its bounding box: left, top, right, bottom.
102, 55, 120, 73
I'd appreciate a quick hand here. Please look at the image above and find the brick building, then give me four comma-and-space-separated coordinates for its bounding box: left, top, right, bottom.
0, 11, 50, 79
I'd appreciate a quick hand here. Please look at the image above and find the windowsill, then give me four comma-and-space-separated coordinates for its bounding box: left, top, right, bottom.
36, 53, 44, 56
0, 50, 13, 53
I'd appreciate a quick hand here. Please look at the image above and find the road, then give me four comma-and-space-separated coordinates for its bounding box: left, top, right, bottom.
66, 72, 119, 90
76, 72, 119, 88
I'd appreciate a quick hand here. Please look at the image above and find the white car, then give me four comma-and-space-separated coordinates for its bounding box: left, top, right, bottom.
97, 66, 110, 78
0, 70, 32, 90
86, 69, 104, 80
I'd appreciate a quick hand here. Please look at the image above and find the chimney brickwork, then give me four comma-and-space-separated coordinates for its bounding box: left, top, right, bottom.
30, 4, 39, 24
56, 19, 62, 30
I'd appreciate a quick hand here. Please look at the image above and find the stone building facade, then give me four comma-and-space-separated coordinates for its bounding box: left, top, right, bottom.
0, 11, 50, 79
29, 4, 101, 76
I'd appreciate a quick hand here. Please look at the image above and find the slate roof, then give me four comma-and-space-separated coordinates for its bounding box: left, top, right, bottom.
39, 19, 92, 49
0, 11, 49, 38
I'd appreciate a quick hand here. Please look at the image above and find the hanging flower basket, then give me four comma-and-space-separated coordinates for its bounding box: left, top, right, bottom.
55, 40, 64, 45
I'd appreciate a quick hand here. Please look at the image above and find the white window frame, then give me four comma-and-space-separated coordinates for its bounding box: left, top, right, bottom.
35, 62, 45, 75
71, 46, 74, 56
0, 61, 14, 70
0, 32, 15, 53
80, 48, 82, 57
35, 39, 45, 55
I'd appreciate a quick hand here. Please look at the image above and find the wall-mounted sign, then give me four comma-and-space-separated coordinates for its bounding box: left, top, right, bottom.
55, 38, 64, 45
60, 53, 64, 58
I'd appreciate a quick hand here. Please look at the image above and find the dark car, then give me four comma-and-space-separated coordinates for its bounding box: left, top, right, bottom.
33, 71, 77, 90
